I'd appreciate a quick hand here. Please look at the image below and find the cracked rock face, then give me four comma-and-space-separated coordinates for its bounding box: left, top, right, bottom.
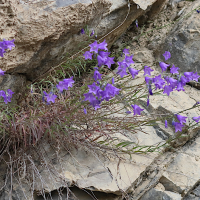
0, 0, 158, 100
158, 0, 200, 73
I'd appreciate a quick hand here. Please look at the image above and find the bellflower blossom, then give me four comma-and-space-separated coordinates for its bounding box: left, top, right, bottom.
83, 51, 93, 60
144, 66, 153, 76
123, 55, 134, 66
56, 77, 75, 93
170, 64, 179, 74
43, 91, 57, 104
153, 75, 165, 90
163, 51, 171, 61
173, 122, 184, 132
0, 39, 15, 57
131, 104, 144, 115
93, 68, 102, 81
176, 114, 187, 124
0, 69, 5, 76
81, 28, 85, 34
159, 62, 170, 72
193, 116, 200, 123
123, 48, 130, 55
129, 68, 139, 79
165, 120, 168, 128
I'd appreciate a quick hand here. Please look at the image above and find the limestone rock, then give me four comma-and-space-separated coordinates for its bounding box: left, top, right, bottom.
157, 0, 200, 73
139, 188, 182, 200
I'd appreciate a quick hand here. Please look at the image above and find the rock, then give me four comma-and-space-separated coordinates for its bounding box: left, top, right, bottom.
157, 0, 200, 73
0, 0, 160, 99
130, 47, 155, 66
184, 194, 200, 200
192, 185, 200, 197
139, 188, 182, 200
35, 186, 121, 200
160, 152, 200, 196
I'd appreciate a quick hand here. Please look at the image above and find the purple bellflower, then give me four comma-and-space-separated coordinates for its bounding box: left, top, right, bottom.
129, 68, 139, 79
83, 51, 93, 60
98, 40, 108, 51
173, 122, 184, 132
43, 91, 57, 104
131, 104, 144, 115
0, 69, 5, 76
192, 72, 200, 82
93, 69, 102, 81
193, 116, 200, 123
170, 64, 179, 74
162, 51, 171, 61
153, 75, 166, 90
163, 85, 173, 96
176, 114, 187, 124
90, 29, 95, 36
56, 77, 74, 93
123, 48, 130, 55
89, 41, 99, 53
88, 82, 100, 95
123, 55, 134, 67
81, 28, 85, 34
159, 62, 170, 72
165, 120, 168, 128
144, 66, 153, 76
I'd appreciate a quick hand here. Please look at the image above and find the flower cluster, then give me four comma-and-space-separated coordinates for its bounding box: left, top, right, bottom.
0, 39, 15, 57
0, 39, 15, 104
42, 77, 75, 104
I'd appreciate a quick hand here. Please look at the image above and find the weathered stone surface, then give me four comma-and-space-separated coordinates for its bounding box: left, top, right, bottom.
139, 188, 182, 200
157, 0, 200, 73
160, 152, 200, 196
0, 0, 161, 98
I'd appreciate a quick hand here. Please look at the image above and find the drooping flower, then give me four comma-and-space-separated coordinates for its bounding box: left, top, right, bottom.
192, 72, 200, 82
84, 92, 96, 102
163, 85, 173, 96
159, 62, 170, 72
56, 77, 74, 93
81, 28, 85, 34
112, 77, 115, 85
131, 104, 144, 115
0, 69, 5, 76
90, 29, 95, 36
153, 75, 165, 90
93, 69, 102, 81
144, 66, 153, 76
184, 72, 193, 82
129, 68, 139, 79
147, 98, 150, 107
170, 64, 179, 74
104, 83, 120, 98
135, 19, 138, 28
173, 122, 184, 132
193, 116, 200, 123
84, 108, 87, 114
43, 91, 57, 103
83, 51, 93, 60
145, 77, 153, 85
126, 111, 132, 114
165, 77, 177, 89
176, 114, 187, 124
165, 120, 168, 128
162, 51, 171, 61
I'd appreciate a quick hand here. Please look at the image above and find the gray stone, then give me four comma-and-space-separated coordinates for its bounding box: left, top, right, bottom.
139, 188, 182, 200
192, 185, 200, 197
157, 0, 200, 73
